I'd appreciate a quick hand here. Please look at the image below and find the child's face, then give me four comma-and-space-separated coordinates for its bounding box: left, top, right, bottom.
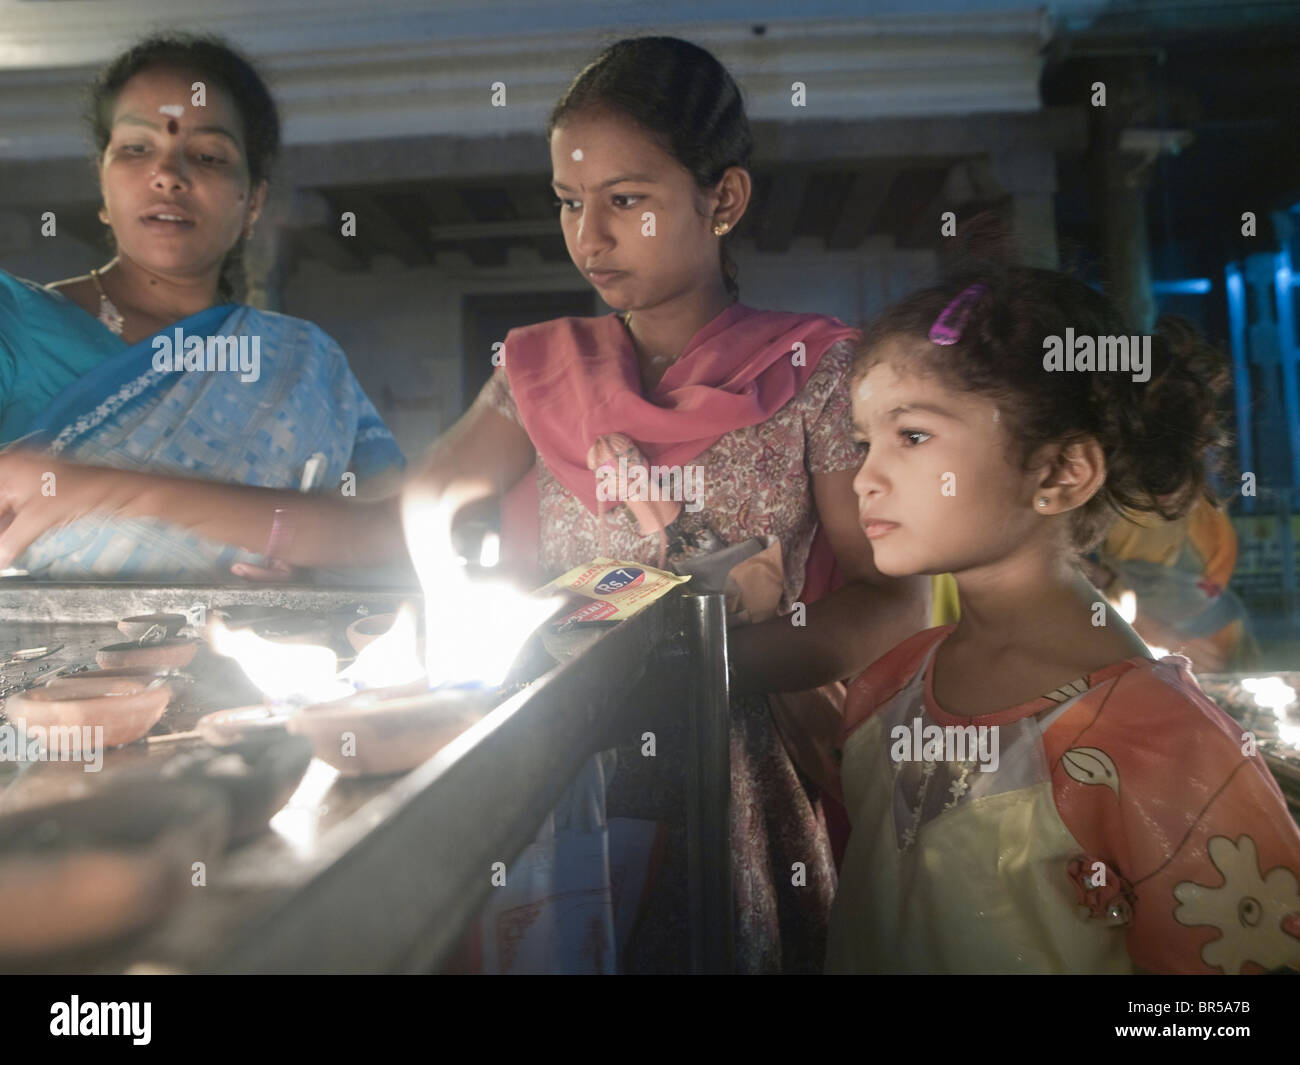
850, 340, 1044, 578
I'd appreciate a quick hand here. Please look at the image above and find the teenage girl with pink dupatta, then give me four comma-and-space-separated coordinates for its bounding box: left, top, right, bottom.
0, 36, 928, 972
466, 37, 928, 972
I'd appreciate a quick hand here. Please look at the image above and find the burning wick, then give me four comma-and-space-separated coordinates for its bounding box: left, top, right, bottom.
208, 618, 347, 707
1117, 590, 1137, 624
209, 503, 563, 706
339, 605, 424, 690
1115, 591, 1171, 658
1242, 676, 1297, 712
208, 605, 425, 708
401, 495, 562, 687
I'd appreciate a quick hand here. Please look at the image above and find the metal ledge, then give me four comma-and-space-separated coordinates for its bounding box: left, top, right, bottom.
0, 585, 731, 973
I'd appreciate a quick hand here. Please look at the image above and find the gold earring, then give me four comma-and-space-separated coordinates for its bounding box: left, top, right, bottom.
713, 221, 730, 237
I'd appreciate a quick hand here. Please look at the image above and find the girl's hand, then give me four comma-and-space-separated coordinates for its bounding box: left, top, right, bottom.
0, 451, 139, 568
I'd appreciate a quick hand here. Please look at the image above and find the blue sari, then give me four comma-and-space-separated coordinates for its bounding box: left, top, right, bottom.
0, 271, 404, 579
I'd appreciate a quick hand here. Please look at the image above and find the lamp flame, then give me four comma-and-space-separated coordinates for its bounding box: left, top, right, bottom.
1242, 676, 1300, 747
1117, 590, 1137, 624
402, 495, 561, 688
210, 501, 561, 704
1242, 676, 1297, 712
340, 604, 424, 689
208, 618, 349, 706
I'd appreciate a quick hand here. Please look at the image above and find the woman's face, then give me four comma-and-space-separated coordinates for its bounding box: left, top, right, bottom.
550, 110, 732, 312
98, 66, 265, 282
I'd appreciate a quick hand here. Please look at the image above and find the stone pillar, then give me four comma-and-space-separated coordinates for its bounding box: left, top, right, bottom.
1102, 151, 1157, 333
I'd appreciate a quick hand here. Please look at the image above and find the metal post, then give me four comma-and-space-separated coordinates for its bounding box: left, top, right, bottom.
682, 592, 733, 974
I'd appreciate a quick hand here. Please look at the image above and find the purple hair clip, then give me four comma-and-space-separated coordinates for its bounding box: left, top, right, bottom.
928, 284, 987, 346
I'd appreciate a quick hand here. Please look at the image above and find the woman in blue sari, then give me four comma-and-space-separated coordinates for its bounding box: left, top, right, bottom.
0, 34, 402, 579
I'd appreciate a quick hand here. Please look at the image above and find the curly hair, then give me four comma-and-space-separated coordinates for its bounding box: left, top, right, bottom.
852, 264, 1232, 553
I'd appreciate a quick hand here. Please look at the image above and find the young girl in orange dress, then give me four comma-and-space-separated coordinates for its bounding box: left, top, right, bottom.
827, 267, 1300, 974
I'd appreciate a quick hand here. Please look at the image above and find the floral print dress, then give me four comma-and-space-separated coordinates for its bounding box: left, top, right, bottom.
827, 625, 1300, 973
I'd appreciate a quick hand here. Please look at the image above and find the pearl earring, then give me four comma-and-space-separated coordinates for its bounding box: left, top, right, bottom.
1037, 497, 1049, 508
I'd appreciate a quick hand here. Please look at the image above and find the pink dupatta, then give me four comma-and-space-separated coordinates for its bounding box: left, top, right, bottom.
500, 302, 857, 600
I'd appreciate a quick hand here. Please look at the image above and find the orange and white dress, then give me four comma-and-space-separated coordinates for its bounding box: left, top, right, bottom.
826, 625, 1300, 974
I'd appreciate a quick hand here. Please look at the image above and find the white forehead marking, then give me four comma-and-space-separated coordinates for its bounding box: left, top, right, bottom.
159, 104, 185, 118
854, 378, 873, 404
571, 148, 584, 161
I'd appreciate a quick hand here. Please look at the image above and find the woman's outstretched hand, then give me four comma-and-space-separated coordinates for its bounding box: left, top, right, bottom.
0, 451, 139, 568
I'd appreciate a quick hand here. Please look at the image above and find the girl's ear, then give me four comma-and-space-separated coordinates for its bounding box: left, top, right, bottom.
711, 166, 752, 229
1036, 436, 1106, 511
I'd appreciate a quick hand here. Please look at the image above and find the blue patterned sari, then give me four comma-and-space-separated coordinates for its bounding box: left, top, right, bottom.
0, 272, 404, 579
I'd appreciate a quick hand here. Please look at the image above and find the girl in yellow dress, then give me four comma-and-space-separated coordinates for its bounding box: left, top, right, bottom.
829, 269, 1300, 974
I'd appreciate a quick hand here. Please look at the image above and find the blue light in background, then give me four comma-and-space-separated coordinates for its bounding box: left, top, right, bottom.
1153, 278, 1213, 295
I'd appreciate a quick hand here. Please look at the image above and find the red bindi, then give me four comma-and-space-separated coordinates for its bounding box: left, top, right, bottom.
167, 118, 179, 135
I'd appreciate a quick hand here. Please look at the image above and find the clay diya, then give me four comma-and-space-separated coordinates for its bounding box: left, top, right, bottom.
288, 684, 499, 777
53, 666, 185, 696
153, 735, 314, 843
0, 779, 228, 960
44, 670, 175, 701
96, 638, 197, 671
116, 613, 187, 641
345, 613, 397, 654
195, 704, 292, 747
6, 677, 170, 749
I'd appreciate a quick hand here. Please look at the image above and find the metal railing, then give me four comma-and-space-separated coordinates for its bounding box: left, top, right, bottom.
202, 588, 732, 973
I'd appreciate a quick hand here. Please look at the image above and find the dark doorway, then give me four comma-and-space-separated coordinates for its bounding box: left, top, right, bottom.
461, 290, 598, 413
